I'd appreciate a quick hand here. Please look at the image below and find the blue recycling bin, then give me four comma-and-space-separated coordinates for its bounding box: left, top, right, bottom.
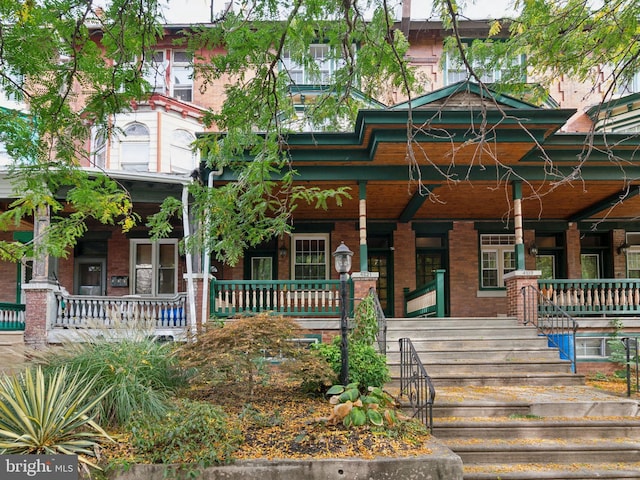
547, 333, 574, 361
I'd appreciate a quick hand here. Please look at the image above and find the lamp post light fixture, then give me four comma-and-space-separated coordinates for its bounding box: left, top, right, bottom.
333, 241, 353, 386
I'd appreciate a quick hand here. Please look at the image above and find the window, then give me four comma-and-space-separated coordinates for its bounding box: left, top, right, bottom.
91, 128, 108, 169
581, 253, 600, 279
172, 51, 193, 102
281, 45, 346, 84
131, 239, 178, 296
139, 49, 192, 102
252, 257, 273, 280
142, 50, 167, 94
625, 233, 640, 278
480, 234, 515, 288
293, 234, 328, 280
416, 236, 445, 287
120, 122, 149, 171
535, 255, 556, 280
575, 336, 616, 359
444, 50, 524, 86
169, 129, 196, 173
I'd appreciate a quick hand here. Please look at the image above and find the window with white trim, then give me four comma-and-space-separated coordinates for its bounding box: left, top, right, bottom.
120, 122, 149, 172
281, 45, 346, 84
169, 129, 196, 173
444, 51, 524, 86
576, 336, 615, 359
480, 234, 515, 288
142, 50, 167, 94
91, 128, 108, 169
292, 234, 329, 280
130, 239, 178, 295
171, 50, 193, 102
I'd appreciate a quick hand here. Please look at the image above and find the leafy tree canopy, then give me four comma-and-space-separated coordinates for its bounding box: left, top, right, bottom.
0, 0, 635, 265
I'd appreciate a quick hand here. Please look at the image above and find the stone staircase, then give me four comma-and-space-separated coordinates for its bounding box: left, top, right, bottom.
386, 317, 640, 479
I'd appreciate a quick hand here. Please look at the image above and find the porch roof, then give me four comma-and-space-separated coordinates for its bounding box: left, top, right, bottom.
204, 101, 640, 226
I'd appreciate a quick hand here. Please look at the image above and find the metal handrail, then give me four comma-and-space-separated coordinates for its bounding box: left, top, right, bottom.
522, 285, 579, 373
398, 337, 436, 433
369, 287, 387, 354
621, 337, 639, 397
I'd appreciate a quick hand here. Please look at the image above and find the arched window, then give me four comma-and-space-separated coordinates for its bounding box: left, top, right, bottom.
120, 122, 149, 172
169, 129, 196, 173
91, 128, 108, 169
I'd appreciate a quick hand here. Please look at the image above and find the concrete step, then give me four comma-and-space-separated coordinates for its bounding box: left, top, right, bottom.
462, 462, 640, 479
386, 327, 542, 341
447, 438, 640, 464
386, 317, 520, 329
388, 360, 573, 376
430, 386, 638, 418
434, 417, 640, 440
386, 349, 562, 362
388, 372, 586, 389
387, 337, 554, 352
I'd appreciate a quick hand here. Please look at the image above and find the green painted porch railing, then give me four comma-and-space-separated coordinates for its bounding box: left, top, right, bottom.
538, 279, 640, 316
0, 302, 26, 331
210, 279, 350, 317
403, 269, 446, 318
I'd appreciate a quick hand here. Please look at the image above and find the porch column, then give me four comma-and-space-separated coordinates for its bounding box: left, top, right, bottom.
24, 205, 57, 348
352, 271, 379, 311
23, 282, 57, 349
358, 181, 368, 272
185, 273, 210, 333
513, 181, 525, 270
32, 205, 51, 282
504, 269, 541, 325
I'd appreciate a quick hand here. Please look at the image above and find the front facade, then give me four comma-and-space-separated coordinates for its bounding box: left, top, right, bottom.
1, 18, 640, 373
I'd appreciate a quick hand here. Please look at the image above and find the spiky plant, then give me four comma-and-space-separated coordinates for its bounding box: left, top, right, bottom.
0, 365, 112, 468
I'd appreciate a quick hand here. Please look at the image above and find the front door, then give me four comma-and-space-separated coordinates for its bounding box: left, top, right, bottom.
76, 259, 106, 295
368, 251, 393, 317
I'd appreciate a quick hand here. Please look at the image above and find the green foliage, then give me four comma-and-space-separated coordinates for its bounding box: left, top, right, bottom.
39, 330, 186, 427
125, 399, 242, 467
0, 365, 112, 469
351, 292, 379, 346
313, 337, 390, 389
325, 383, 398, 428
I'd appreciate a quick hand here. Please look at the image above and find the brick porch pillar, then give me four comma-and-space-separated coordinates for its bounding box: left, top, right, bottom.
22, 281, 58, 349
504, 270, 541, 324
351, 271, 379, 311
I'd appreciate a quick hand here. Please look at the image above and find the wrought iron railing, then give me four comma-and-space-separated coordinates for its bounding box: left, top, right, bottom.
368, 288, 387, 354
404, 269, 446, 317
0, 302, 25, 331
538, 279, 640, 316
621, 337, 639, 397
210, 279, 347, 317
522, 285, 579, 373
53, 293, 188, 329
398, 337, 436, 433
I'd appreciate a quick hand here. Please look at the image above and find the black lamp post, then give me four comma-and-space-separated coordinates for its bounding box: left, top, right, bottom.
333, 241, 353, 385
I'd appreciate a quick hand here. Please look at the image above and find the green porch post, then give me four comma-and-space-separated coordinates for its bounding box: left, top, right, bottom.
435, 269, 446, 317
513, 181, 526, 270
359, 181, 368, 272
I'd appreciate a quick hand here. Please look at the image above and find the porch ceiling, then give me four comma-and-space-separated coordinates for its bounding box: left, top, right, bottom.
286, 179, 640, 223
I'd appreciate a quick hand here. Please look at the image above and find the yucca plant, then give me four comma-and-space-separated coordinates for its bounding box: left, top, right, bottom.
0, 365, 113, 468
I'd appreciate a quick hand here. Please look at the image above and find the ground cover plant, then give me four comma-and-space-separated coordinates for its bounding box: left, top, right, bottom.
93, 314, 432, 476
